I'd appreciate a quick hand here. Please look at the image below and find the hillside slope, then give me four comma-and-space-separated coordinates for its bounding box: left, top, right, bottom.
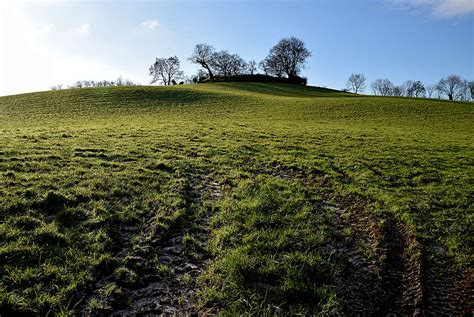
1, 83, 473, 315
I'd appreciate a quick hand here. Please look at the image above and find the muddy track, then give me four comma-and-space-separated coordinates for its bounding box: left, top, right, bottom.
200, 163, 472, 315
266, 164, 470, 315
262, 164, 422, 315
267, 166, 427, 315
325, 199, 423, 316
378, 215, 424, 316
76, 160, 472, 315
422, 250, 473, 315
80, 172, 221, 315
321, 186, 472, 316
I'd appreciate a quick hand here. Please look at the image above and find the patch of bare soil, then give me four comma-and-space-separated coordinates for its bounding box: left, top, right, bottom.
325, 191, 473, 316
378, 215, 424, 316
329, 200, 386, 315
80, 173, 221, 315
328, 201, 422, 316
422, 253, 473, 315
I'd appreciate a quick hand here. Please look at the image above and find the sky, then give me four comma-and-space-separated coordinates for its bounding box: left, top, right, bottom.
0, 0, 473, 96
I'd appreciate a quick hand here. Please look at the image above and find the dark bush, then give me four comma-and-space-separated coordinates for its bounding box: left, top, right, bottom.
199, 74, 307, 85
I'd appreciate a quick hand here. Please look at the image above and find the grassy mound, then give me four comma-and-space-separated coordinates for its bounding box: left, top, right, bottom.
0, 83, 472, 315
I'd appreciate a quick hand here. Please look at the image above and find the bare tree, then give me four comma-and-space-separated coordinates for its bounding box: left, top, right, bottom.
259, 57, 284, 78
468, 81, 474, 101
346, 74, 366, 94
262, 37, 311, 79
149, 56, 183, 85
425, 85, 436, 98
437, 75, 465, 100
210, 51, 246, 77
115, 76, 124, 86
391, 85, 405, 96
196, 69, 208, 81
229, 54, 247, 76
371, 79, 393, 96
189, 44, 216, 81
51, 84, 63, 90
405, 80, 425, 97
71, 81, 83, 88
124, 79, 135, 86
210, 50, 232, 77
68, 78, 138, 88
403, 81, 413, 97
459, 80, 472, 101
247, 60, 257, 75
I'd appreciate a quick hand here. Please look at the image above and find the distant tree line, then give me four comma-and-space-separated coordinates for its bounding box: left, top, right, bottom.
51, 36, 471, 101
150, 37, 311, 85
346, 74, 473, 101
51, 76, 140, 90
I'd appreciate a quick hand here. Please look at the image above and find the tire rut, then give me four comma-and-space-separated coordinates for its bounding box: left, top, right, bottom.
332, 206, 424, 316
262, 165, 427, 315
261, 164, 472, 315
422, 251, 473, 315
80, 172, 221, 315
378, 215, 423, 316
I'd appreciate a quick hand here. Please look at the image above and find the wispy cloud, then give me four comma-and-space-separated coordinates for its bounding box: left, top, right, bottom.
36, 23, 55, 34
390, 0, 474, 18
141, 20, 159, 30
73, 23, 90, 34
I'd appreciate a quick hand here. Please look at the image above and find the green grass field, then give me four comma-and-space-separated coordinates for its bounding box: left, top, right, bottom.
1, 83, 472, 315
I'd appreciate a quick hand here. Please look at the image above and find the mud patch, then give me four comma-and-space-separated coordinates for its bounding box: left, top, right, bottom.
378, 215, 423, 316
330, 202, 385, 315
80, 172, 222, 315
320, 193, 424, 316
422, 257, 473, 315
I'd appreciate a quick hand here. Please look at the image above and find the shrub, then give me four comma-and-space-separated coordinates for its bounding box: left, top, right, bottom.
199, 74, 307, 85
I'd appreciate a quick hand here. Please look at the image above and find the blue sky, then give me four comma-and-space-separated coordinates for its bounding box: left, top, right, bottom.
0, 0, 473, 95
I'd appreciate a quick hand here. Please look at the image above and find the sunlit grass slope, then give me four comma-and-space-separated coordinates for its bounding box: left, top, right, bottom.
1, 83, 472, 315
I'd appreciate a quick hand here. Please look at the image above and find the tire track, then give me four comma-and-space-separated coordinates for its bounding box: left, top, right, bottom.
378, 215, 423, 316
80, 172, 221, 315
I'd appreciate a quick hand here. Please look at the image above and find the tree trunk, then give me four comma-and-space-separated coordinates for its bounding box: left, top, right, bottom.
204, 65, 214, 82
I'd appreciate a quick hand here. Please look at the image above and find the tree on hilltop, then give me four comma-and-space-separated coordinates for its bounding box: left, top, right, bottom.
149, 56, 183, 86
425, 85, 437, 98
405, 80, 425, 98
261, 37, 311, 79
437, 75, 465, 100
189, 44, 216, 82
259, 56, 285, 78
346, 74, 366, 94
371, 79, 394, 96
391, 85, 405, 96
247, 60, 257, 75
468, 81, 474, 100
210, 51, 247, 77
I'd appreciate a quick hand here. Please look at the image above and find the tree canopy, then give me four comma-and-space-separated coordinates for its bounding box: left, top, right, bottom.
261, 37, 311, 79
149, 56, 183, 85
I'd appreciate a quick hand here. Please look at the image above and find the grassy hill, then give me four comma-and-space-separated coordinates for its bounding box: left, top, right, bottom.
1, 83, 472, 315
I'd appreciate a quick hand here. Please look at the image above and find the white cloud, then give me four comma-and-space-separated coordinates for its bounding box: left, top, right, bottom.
73, 23, 90, 34
432, 0, 474, 17
390, 0, 474, 18
141, 20, 159, 30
